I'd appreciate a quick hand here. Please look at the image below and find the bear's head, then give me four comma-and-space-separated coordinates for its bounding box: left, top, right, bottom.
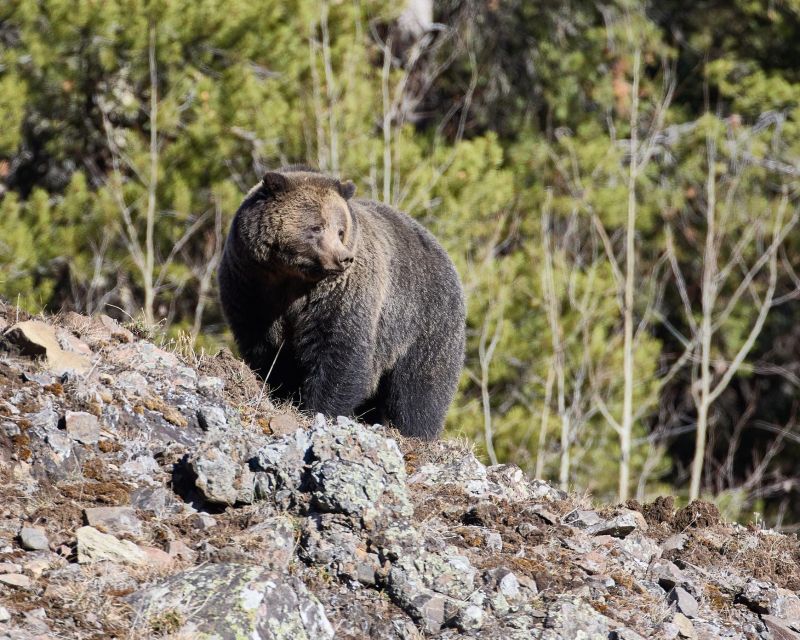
235, 170, 358, 281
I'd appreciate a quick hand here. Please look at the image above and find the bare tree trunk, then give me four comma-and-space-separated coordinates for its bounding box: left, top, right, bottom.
143, 22, 158, 326
536, 366, 555, 480
320, 1, 339, 174
619, 43, 641, 502
191, 204, 224, 343
479, 312, 503, 466
381, 36, 394, 204
540, 194, 570, 490
690, 135, 718, 501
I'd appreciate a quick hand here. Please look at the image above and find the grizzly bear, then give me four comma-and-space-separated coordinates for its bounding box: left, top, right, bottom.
217, 167, 465, 439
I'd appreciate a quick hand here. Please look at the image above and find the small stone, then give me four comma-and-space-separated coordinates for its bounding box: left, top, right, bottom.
498, 571, 520, 600
651, 559, 686, 591
484, 531, 503, 552
530, 505, 559, 524
673, 612, 695, 638
587, 510, 647, 537
762, 615, 800, 640
417, 594, 447, 634
456, 604, 484, 631
139, 546, 173, 568
0, 573, 31, 589
64, 410, 100, 445
577, 551, 607, 575
197, 376, 225, 398
19, 526, 49, 551
192, 449, 240, 505
269, 413, 300, 436
24, 558, 52, 579
6, 320, 90, 374
668, 587, 699, 618
610, 629, 647, 640
168, 540, 197, 562
76, 526, 146, 565
99, 315, 135, 342
190, 514, 217, 530
562, 509, 604, 528
46, 430, 72, 458
0, 606, 10, 622
197, 406, 227, 432
84, 507, 143, 537
0, 563, 22, 574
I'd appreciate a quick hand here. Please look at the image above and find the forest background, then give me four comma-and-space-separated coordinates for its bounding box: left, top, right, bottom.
2, 0, 800, 526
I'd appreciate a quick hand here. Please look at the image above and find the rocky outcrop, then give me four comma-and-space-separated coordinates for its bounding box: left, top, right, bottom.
0, 301, 799, 639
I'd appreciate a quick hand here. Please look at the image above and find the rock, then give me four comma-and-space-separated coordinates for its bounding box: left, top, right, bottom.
662, 532, 687, 553
233, 516, 296, 570
167, 539, 197, 562
734, 577, 800, 622
128, 563, 334, 640
23, 557, 52, 579
306, 419, 412, 524
5, 320, 90, 374
540, 597, 613, 639
99, 314, 135, 342
269, 413, 300, 436
651, 559, 686, 591
0, 563, 22, 574
668, 587, 699, 618
63, 411, 100, 445
76, 526, 147, 565
190, 514, 218, 530
84, 507, 143, 537
197, 375, 225, 398
0, 573, 31, 589
762, 615, 800, 640
190, 442, 255, 505
563, 509, 604, 529
610, 629, 647, 640
107, 341, 180, 376
673, 612, 695, 638
197, 405, 227, 432
456, 603, 484, 631
18, 526, 49, 551
120, 454, 160, 479
587, 510, 647, 537
0, 606, 9, 622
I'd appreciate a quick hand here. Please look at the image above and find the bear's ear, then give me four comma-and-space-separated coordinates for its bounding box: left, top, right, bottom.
337, 180, 356, 200
261, 172, 289, 196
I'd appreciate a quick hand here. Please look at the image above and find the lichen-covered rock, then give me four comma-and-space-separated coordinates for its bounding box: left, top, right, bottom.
540, 597, 613, 639
190, 438, 256, 506
128, 563, 334, 640
307, 418, 412, 524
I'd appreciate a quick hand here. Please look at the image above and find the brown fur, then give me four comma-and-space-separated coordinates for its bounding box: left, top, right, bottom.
218, 167, 465, 439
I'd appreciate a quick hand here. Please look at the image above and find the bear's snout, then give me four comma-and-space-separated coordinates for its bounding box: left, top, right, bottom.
337, 253, 354, 269
317, 249, 354, 275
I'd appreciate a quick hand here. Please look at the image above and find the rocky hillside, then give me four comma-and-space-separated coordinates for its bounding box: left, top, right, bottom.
0, 302, 799, 639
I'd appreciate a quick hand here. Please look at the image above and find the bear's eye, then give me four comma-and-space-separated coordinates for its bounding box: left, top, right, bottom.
310, 225, 323, 234
338, 229, 345, 240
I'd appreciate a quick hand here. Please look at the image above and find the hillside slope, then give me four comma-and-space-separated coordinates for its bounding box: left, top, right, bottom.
0, 301, 798, 639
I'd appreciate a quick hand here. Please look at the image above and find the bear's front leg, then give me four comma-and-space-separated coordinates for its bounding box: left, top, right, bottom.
296, 327, 374, 419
